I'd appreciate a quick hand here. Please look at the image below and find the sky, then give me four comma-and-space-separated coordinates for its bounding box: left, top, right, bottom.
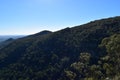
0, 0, 120, 35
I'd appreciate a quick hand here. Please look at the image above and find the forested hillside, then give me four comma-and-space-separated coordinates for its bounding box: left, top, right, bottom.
0, 35, 25, 49
0, 38, 14, 49
0, 16, 120, 80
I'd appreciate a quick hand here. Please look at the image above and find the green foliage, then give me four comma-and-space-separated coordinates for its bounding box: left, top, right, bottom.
65, 52, 91, 79
100, 34, 120, 79
0, 16, 120, 80
65, 70, 76, 80
65, 33, 120, 80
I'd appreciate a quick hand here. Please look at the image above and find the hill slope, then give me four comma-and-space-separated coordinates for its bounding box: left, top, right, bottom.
0, 16, 120, 80
0, 38, 14, 49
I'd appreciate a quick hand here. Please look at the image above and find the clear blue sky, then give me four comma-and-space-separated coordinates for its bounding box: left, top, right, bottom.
0, 0, 120, 35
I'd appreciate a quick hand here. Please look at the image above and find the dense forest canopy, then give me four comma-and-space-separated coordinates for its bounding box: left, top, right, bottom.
0, 16, 120, 80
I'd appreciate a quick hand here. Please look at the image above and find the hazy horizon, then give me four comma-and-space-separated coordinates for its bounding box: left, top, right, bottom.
0, 0, 120, 35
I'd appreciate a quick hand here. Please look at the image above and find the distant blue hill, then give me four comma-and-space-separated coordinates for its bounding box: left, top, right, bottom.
0, 35, 26, 42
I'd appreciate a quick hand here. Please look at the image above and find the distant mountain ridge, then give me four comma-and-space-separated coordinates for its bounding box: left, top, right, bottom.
0, 35, 26, 49
0, 35, 25, 42
0, 16, 120, 80
34, 30, 52, 36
